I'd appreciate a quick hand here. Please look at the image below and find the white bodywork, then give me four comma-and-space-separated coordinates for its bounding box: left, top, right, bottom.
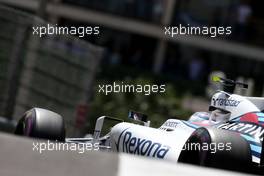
110, 120, 196, 162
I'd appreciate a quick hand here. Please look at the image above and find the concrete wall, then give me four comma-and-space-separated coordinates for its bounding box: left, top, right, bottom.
0, 5, 103, 136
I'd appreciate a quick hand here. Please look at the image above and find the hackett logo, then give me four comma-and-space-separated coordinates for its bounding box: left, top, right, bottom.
116, 128, 170, 159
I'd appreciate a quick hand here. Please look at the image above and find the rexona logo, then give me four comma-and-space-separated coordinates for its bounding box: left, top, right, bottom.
212, 98, 241, 107
117, 128, 170, 159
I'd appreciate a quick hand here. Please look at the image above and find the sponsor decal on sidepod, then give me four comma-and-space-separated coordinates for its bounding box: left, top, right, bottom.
116, 128, 170, 159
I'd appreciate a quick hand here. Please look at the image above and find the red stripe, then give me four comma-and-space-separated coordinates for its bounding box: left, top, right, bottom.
240, 113, 259, 124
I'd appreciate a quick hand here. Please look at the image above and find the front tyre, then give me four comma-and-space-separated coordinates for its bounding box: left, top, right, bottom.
15, 108, 65, 141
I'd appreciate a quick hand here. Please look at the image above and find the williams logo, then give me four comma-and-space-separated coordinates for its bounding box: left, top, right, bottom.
116, 128, 170, 159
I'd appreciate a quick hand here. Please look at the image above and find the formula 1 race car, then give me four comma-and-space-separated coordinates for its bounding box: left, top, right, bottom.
14, 77, 264, 174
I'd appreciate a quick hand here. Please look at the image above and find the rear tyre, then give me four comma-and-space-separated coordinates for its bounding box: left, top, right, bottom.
178, 127, 252, 173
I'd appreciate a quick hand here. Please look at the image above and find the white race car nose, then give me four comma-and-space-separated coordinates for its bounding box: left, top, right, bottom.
110, 122, 194, 162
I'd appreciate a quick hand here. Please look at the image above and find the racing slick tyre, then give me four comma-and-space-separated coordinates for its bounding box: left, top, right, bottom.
178, 127, 252, 173
14, 108, 65, 141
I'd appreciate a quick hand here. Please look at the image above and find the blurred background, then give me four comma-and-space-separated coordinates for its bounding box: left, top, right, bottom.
0, 0, 263, 136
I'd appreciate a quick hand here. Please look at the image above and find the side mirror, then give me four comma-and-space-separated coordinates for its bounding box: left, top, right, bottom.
15, 108, 65, 141
128, 111, 150, 127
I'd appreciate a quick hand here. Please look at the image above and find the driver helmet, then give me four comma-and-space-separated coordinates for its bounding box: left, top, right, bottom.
209, 91, 231, 124
209, 109, 230, 124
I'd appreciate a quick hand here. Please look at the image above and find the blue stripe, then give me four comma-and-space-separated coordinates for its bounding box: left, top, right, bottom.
248, 141, 261, 147
240, 134, 261, 146
241, 134, 260, 144
230, 117, 241, 122
251, 150, 262, 158
182, 121, 199, 129
257, 113, 264, 117
250, 144, 262, 153
258, 118, 264, 122
197, 116, 209, 120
